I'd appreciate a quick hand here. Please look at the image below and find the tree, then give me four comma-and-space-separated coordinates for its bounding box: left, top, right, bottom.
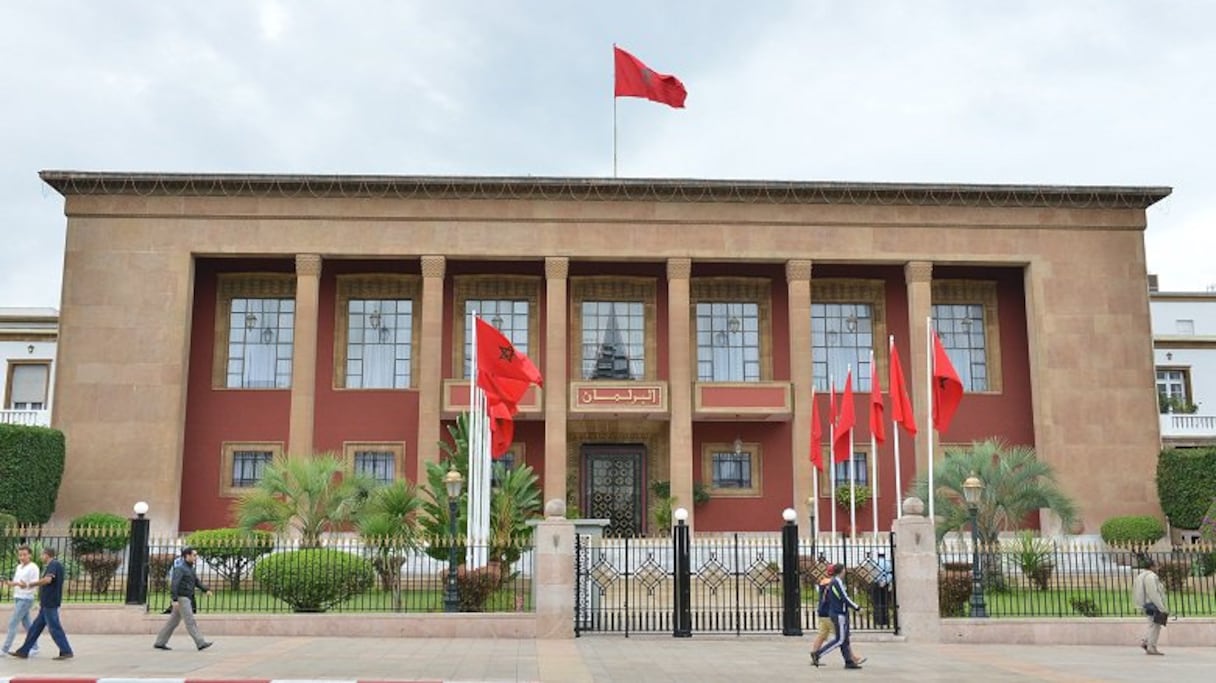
356, 480, 424, 599
909, 439, 1078, 543
233, 453, 378, 548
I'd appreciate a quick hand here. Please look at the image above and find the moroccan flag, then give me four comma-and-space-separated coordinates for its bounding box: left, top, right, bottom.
487, 400, 515, 459
932, 330, 964, 433
614, 46, 687, 108
869, 355, 886, 445
832, 371, 855, 463
810, 390, 824, 471
889, 338, 917, 435
475, 318, 543, 407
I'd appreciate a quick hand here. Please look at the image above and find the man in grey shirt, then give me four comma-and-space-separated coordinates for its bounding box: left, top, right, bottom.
153, 547, 212, 651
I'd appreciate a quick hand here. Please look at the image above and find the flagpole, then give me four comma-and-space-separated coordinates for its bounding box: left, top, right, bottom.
467, 311, 479, 566
811, 388, 820, 546
891, 335, 903, 519
612, 44, 618, 178
926, 316, 935, 522
848, 365, 856, 546
829, 372, 836, 541
870, 352, 879, 543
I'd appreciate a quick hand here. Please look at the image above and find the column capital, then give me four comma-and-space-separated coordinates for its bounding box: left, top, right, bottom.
545, 256, 569, 280
295, 254, 322, 277
905, 261, 933, 283
421, 255, 446, 279
786, 259, 812, 282
667, 258, 692, 280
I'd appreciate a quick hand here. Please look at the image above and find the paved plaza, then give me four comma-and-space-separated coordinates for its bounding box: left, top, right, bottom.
2, 634, 1214, 682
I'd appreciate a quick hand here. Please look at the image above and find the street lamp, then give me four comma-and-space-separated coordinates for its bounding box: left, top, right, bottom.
125, 501, 151, 605
443, 466, 464, 613
962, 472, 987, 618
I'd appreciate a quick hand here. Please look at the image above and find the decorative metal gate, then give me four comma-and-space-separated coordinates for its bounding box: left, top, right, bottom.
582, 445, 644, 537
574, 532, 898, 636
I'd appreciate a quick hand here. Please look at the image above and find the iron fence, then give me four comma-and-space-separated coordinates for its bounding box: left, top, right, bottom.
937, 540, 1216, 618
574, 532, 898, 636
0, 527, 533, 613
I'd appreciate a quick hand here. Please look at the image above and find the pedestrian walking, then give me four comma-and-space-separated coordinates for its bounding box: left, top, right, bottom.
1132, 557, 1168, 656
7, 547, 73, 660
811, 563, 862, 670
2, 545, 40, 655
153, 547, 212, 651
809, 564, 864, 667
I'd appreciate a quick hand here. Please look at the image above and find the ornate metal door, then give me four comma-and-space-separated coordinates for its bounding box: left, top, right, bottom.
582, 445, 644, 537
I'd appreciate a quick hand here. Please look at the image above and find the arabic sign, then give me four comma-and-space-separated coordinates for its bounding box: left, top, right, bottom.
571, 381, 667, 412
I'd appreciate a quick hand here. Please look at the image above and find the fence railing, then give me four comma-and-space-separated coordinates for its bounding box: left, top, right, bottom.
0, 528, 533, 614
938, 540, 1216, 618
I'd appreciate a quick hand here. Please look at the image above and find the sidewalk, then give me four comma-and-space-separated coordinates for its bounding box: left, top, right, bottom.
3, 634, 1214, 682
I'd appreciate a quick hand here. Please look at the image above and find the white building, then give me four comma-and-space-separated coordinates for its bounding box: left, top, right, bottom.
1151, 280, 1216, 447
0, 307, 58, 427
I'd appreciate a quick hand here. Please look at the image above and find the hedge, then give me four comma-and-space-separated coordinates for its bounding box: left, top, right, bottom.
1100, 515, 1165, 545
0, 424, 66, 524
1156, 447, 1216, 529
253, 549, 374, 612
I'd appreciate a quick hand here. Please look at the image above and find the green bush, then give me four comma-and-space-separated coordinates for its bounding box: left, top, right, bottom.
456, 563, 504, 612
186, 528, 276, 590
78, 552, 123, 593
1013, 531, 1055, 591
69, 512, 131, 554
1099, 515, 1165, 546
938, 564, 972, 617
0, 424, 66, 524
1158, 560, 1190, 591
834, 484, 872, 510
1070, 597, 1102, 617
253, 549, 374, 612
149, 552, 177, 592
1156, 448, 1216, 529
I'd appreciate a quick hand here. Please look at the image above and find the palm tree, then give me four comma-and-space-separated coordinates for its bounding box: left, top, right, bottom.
909, 439, 1078, 544
233, 452, 378, 548
356, 480, 423, 603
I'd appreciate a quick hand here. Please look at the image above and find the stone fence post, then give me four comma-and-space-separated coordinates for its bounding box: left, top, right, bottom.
532, 499, 576, 638
893, 497, 940, 643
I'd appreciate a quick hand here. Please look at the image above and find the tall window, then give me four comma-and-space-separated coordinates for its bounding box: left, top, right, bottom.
581, 301, 645, 379
931, 279, 1001, 393
702, 441, 762, 497
1157, 369, 1189, 403
6, 363, 49, 410
695, 302, 760, 381
832, 452, 869, 487
227, 298, 294, 388
812, 302, 874, 391
932, 304, 988, 392
353, 449, 397, 484
346, 299, 413, 388
221, 442, 281, 495
464, 299, 529, 378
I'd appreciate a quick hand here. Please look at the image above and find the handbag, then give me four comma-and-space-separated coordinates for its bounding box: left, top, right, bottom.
1152, 609, 1169, 626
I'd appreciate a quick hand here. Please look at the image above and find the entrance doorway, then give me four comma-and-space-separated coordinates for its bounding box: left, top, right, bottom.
581, 444, 645, 537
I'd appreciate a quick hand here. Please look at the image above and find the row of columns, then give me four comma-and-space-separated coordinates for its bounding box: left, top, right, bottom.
281, 254, 937, 529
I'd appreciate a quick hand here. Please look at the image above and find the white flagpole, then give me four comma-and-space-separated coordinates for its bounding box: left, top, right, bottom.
926, 316, 935, 522
612, 45, 619, 178
811, 388, 820, 545
467, 312, 479, 566
848, 365, 857, 546
891, 335, 903, 519
829, 372, 837, 541
870, 352, 879, 543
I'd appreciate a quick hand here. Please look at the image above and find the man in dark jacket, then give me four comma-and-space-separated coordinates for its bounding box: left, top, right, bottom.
153, 547, 212, 651
811, 563, 862, 670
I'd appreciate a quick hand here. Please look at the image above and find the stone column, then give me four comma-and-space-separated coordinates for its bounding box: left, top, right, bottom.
532, 503, 576, 639
891, 498, 940, 643
904, 261, 933, 498
787, 260, 814, 526
417, 255, 446, 483
667, 258, 694, 526
544, 257, 569, 506
288, 254, 321, 456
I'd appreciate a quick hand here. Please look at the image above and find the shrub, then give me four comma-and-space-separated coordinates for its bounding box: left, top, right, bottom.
69, 512, 131, 554
78, 552, 123, 593
1158, 560, 1190, 592
1156, 448, 1216, 529
0, 424, 66, 524
1200, 497, 1216, 543
834, 484, 872, 510
455, 562, 505, 612
1099, 516, 1165, 546
1196, 552, 1216, 578
253, 548, 374, 612
1070, 597, 1102, 617
938, 564, 972, 617
149, 552, 177, 592
186, 528, 276, 590
1013, 531, 1055, 591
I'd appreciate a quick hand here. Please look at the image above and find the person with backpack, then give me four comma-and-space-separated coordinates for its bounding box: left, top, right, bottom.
811, 563, 862, 670
809, 564, 864, 667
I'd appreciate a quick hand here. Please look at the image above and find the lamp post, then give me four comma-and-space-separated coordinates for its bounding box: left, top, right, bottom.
780, 507, 803, 636
124, 501, 151, 605
672, 507, 692, 637
963, 472, 987, 618
443, 467, 464, 613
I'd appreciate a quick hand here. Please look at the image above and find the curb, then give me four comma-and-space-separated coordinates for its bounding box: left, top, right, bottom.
1, 675, 447, 680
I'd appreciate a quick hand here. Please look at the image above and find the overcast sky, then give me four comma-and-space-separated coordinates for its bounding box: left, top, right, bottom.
2, 1, 1213, 308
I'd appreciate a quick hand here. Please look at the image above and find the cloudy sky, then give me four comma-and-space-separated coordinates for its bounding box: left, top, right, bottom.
2, 1, 1213, 308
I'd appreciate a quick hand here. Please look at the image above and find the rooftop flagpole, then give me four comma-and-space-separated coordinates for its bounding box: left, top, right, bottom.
612, 44, 618, 177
